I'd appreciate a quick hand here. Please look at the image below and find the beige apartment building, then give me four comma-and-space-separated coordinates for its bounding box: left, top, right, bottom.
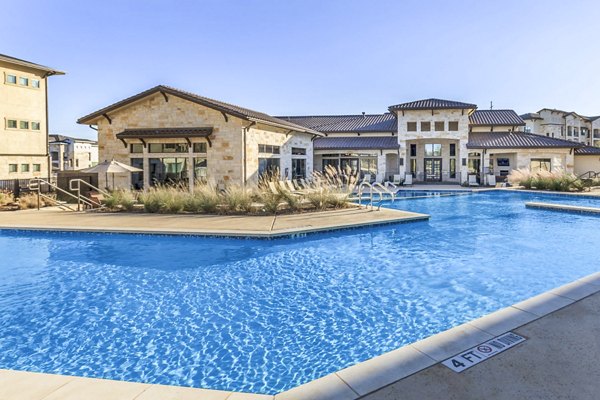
49, 134, 98, 172
0, 54, 64, 180
521, 109, 600, 147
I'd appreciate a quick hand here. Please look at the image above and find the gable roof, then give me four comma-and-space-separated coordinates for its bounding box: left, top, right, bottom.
77, 85, 323, 136
588, 116, 600, 122
467, 131, 583, 149
389, 98, 477, 111
564, 111, 590, 121
313, 136, 399, 150
277, 113, 397, 133
0, 53, 65, 75
469, 110, 524, 126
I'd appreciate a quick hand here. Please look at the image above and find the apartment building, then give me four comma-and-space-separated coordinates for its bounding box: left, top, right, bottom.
0, 54, 64, 180
521, 109, 600, 147
49, 134, 98, 172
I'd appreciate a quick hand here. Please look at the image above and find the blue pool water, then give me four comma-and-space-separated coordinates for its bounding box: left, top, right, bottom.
0, 191, 599, 394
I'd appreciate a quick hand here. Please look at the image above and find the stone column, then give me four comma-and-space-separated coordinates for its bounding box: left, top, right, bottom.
143, 146, 150, 190
188, 145, 194, 192
459, 139, 469, 184
398, 139, 407, 178
482, 150, 490, 185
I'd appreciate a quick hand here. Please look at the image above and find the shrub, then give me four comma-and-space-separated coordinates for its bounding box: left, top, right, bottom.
104, 190, 136, 211
17, 193, 40, 209
0, 191, 14, 206
223, 185, 253, 213
259, 192, 282, 214
508, 168, 581, 192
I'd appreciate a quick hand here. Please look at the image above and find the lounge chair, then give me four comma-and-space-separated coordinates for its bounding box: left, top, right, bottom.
268, 181, 280, 195
468, 175, 480, 187
487, 174, 496, 187
284, 180, 303, 194
403, 174, 413, 186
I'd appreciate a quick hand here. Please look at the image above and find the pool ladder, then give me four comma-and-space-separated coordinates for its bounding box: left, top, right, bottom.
357, 182, 395, 210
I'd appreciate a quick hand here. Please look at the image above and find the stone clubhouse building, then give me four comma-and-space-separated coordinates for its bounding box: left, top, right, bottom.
77, 85, 600, 189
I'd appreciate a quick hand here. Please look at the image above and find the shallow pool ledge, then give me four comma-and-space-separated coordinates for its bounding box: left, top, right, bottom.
526, 201, 600, 215
275, 271, 600, 399
0, 207, 429, 239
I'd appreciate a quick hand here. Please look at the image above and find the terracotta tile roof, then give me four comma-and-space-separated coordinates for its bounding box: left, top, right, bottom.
313, 136, 399, 150
278, 113, 397, 133
389, 98, 477, 111
0, 53, 65, 75
575, 146, 600, 155
77, 85, 323, 136
467, 131, 583, 149
469, 110, 524, 126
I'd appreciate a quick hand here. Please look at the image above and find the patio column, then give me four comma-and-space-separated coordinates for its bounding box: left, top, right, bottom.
482, 150, 490, 185
459, 139, 469, 184
398, 139, 407, 178
143, 146, 150, 190
188, 145, 194, 193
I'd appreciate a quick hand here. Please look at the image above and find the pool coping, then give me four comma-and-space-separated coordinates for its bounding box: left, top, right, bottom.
2, 272, 599, 400
525, 201, 600, 215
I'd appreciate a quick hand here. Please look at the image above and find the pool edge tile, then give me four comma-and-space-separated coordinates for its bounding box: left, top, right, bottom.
134, 383, 233, 400
548, 280, 600, 301
467, 306, 539, 337
577, 271, 600, 287
409, 324, 494, 362
511, 292, 574, 317
274, 373, 358, 400
335, 346, 436, 396
40, 376, 151, 400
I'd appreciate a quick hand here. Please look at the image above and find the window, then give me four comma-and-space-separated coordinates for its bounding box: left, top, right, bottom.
421, 121, 431, 131
6, 74, 16, 84
594, 129, 600, 138
6, 119, 17, 129
193, 142, 207, 153
75, 159, 79, 168
194, 157, 208, 180
31, 121, 40, 130
130, 158, 144, 189
424, 143, 442, 157
573, 127, 579, 136
450, 158, 456, 178
258, 144, 280, 154
448, 121, 459, 131
434, 121, 445, 131
31, 79, 40, 88
18, 77, 29, 86
567, 126, 573, 136
33, 164, 41, 172
449, 143, 456, 157
258, 157, 280, 176
291, 147, 306, 155
530, 158, 551, 173
410, 144, 417, 157
130, 143, 144, 153
8, 164, 17, 173
524, 126, 532, 133
292, 158, 306, 179
21, 164, 29, 172
360, 157, 378, 176
19, 121, 29, 130
410, 159, 417, 174
148, 143, 188, 153
407, 122, 417, 132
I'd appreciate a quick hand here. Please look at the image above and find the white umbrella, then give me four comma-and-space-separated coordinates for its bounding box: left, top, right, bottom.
81, 159, 143, 190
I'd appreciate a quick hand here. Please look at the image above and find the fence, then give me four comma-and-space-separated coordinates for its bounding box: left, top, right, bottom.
0, 179, 53, 196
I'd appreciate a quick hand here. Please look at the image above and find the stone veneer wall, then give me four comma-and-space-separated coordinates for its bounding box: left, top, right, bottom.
245, 124, 314, 183
96, 93, 245, 189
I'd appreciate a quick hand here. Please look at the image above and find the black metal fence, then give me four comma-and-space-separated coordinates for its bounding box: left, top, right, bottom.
0, 179, 53, 196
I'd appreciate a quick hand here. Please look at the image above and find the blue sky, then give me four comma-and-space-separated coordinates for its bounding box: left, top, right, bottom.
3, 0, 600, 139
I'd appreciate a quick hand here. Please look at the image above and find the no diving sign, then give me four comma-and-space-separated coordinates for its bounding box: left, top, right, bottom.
442, 332, 526, 373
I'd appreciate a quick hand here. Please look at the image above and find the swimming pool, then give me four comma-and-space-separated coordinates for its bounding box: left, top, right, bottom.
0, 190, 598, 394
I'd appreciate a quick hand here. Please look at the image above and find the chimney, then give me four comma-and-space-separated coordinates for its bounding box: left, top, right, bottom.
362, 112, 366, 118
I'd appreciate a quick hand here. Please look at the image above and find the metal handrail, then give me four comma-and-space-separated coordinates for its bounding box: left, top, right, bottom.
357, 181, 374, 209
578, 171, 599, 180
28, 178, 97, 211
68, 179, 108, 210
373, 182, 395, 202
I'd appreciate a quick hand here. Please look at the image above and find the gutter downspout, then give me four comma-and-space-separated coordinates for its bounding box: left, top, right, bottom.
242, 122, 256, 186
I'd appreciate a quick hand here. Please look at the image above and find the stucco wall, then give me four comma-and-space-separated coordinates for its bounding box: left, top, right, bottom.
574, 155, 600, 175
0, 60, 49, 179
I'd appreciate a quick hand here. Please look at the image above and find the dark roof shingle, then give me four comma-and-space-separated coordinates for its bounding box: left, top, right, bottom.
519, 112, 543, 120
77, 85, 322, 136
389, 98, 477, 111
116, 127, 213, 139
278, 114, 396, 133
313, 136, 398, 150
467, 132, 583, 149
469, 110, 524, 126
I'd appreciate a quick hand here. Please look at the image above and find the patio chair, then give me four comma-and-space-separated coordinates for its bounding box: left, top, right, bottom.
468, 175, 480, 187
403, 174, 413, 186
487, 174, 496, 187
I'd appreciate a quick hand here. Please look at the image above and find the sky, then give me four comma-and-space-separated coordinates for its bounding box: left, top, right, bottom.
2, 0, 600, 140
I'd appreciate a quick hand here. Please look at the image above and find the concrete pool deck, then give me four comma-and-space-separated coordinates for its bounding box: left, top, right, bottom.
0, 206, 429, 238
1, 272, 599, 399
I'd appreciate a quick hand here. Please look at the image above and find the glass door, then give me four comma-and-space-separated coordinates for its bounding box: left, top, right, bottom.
424, 158, 442, 181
